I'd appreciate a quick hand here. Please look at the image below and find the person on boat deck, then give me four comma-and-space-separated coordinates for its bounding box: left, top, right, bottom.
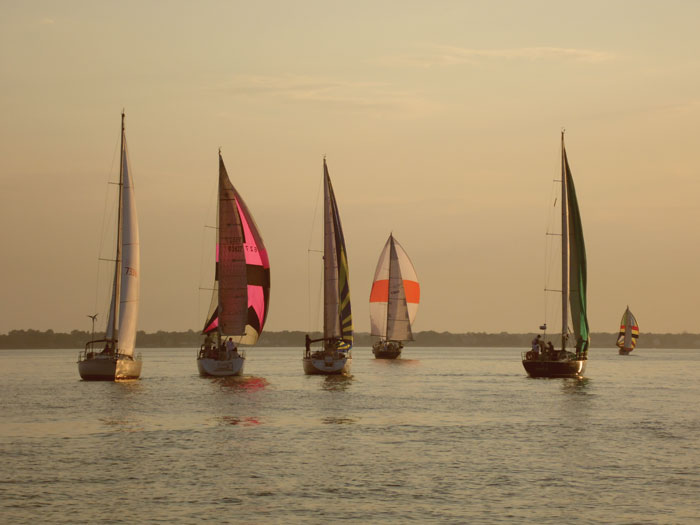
546, 341, 554, 353
204, 333, 214, 350
225, 337, 238, 357
531, 335, 541, 352
102, 342, 113, 355
305, 334, 311, 354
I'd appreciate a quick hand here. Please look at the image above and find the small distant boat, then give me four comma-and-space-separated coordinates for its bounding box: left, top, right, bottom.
303, 158, 353, 375
78, 112, 141, 380
369, 234, 420, 359
522, 132, 589, 378
197, 152, 271, 377
616, 306, 639, 355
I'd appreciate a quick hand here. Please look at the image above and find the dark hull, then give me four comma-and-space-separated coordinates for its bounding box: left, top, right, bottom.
522, 358, 586, 378
618, 348, 632, 355
372, 347, 402, 359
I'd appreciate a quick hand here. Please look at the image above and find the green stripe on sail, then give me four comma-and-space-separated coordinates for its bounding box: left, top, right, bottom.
565, 151, 590, 358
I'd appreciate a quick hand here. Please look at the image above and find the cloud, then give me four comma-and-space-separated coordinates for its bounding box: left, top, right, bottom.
380, 45, 615, 68
216, 74, 440, 117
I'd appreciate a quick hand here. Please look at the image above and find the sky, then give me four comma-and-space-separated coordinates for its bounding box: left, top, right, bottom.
1, 1, 699, 336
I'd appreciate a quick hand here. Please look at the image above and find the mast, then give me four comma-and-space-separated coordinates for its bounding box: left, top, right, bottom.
109, 111, 125, 346
560, 131, 569, 351
216, 150, 222, 348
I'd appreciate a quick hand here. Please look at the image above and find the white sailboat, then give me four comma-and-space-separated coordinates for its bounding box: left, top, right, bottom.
369, 234, 420, 359
303, 158, 353, 375
197, 152, 271, 377
78, 112, 141, 380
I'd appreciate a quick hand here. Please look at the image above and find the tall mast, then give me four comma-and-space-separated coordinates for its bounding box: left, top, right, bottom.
560, 131, 569, 351
110, 111, 126, 345
216, 149, 223, 348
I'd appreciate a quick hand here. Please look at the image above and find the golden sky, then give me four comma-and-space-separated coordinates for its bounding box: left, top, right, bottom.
1, 1, 699, 335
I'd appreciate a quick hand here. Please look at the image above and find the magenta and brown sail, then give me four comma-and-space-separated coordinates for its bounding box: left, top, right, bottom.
202, 154, 270, 345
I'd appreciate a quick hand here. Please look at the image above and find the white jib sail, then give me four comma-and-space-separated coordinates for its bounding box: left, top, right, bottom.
117, 140, 140, 356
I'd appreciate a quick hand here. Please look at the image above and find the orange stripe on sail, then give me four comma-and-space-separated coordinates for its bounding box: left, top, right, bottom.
404, 280, 420, 303
370, 280, 389, 302
370, 280, 420, 303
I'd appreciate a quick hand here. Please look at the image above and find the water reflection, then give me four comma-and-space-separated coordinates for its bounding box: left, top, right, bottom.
322, 416, 357, 424
373, 358, 420, 365
560, 377, 590, 395
321, 375, 354, 391
212, 376, 269, 392
216, 415, 262, 426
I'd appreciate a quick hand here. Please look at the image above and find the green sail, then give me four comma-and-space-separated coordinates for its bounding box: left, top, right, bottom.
564, 149, 590, 357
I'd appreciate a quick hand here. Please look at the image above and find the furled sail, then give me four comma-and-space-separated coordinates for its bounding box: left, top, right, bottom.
202, 154, 270, 345
104, 115, 140, 357
616, 307, 639, 351
323, 159, 353, 349
369, 235, 420, 341
564, 143, 589, 358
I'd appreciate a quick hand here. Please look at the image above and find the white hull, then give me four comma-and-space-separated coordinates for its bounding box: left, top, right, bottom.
78, 354, 141, 381
197, 356, 245, 377
303, 355, 351, 375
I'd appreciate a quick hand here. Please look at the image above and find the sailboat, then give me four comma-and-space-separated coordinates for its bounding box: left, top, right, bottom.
522, 132, 589, 378
303, 158, 353, 375
78, 112, 141, 380
197, 152, 271, 377
369, 234, 420, 359
616, 306, 639, 355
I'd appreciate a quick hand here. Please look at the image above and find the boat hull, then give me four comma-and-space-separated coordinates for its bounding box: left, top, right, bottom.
197, 356, 245, 377
372, 344, 402, 359
522, 357, 586, 378
618, 348, 633, 355
303, 356, 351, 375
78, 355, 142, 381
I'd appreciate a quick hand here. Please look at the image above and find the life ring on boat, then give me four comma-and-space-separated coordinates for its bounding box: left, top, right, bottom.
525, 350, 536, 360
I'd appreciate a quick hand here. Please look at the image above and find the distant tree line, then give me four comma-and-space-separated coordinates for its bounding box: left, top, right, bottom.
2, 329, 700, 349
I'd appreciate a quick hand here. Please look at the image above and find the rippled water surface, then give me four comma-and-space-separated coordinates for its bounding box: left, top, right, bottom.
1, 347, 699, 523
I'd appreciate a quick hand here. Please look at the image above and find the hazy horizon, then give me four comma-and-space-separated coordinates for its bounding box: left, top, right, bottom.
2, 1, 699, 335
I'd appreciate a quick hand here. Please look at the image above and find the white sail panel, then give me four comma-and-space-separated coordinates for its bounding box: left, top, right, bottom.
117, 141, 140, 356
393, 237, 419, 326
369, 237, 391, 337
386, 238, 412, 341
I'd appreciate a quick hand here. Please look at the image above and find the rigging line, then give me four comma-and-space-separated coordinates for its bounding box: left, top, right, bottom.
93, 127, 121, 323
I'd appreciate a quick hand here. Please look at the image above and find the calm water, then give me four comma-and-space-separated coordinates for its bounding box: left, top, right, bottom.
1, 347, 699, 524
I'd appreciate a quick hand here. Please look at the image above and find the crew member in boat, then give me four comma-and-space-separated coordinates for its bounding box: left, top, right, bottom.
225, 337, 236, 359
546, 341, 554, 354
305, 334, 311, 356
531, 335, 541, 352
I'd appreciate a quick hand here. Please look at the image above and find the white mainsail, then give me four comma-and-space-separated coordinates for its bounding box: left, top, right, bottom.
104, 117, 140, 357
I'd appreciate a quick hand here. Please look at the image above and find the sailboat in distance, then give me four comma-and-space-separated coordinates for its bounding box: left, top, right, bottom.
616, 306, 639, 355
78, 112, 141, 380
522, 132, 589, 378
369, 234, 420, 359
197, 152, 271, 377
303, 158, 353, 375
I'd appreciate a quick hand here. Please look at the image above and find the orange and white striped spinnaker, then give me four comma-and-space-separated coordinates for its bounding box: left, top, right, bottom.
369, 234, 420, 341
